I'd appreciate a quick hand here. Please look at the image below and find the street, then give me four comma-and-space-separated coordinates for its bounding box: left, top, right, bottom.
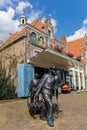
0, 92, 87, 130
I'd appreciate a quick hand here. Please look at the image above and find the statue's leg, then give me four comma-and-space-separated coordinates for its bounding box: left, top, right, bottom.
43, 92, 54, 127
47, 113, 54, 127
40, 102, 47, 121
47, 100, 54, 127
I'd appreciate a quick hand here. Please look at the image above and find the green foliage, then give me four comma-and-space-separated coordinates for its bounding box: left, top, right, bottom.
0, 61, 17, 100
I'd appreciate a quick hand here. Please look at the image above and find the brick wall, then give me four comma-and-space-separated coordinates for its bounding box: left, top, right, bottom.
0, 38, 25, 88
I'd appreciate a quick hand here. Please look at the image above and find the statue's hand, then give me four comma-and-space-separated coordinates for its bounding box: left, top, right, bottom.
34, 94, 38, 102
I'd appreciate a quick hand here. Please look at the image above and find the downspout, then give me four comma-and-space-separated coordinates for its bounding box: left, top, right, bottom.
23, 32, 27, 63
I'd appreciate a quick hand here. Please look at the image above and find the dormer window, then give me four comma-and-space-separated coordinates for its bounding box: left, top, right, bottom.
42, 26, 44, 29
48, 30, 51, 37
85, 42, 87, 47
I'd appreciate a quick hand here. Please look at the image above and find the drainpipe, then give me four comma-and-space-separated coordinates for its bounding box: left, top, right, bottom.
23, 32, 27, 64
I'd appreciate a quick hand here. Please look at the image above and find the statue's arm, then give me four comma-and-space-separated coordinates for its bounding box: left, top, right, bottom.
34, 74, 48, 97
55, 75, 65, 89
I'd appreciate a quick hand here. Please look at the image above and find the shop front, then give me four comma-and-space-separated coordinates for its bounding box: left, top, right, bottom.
17, 48, 84, 97
30, 48, 85, 90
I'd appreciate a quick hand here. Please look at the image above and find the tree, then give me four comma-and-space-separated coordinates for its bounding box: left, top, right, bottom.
0, 61, 17, 100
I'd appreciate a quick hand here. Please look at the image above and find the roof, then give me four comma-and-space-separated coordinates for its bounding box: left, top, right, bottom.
67, 38, 84, 57
0, 27, 27, 49
1, 17, 84, 55
30, 18, 44, 32
0, 18, 45, 49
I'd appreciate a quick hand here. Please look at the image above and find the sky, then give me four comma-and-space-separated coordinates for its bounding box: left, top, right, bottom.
0, 0, 87, 43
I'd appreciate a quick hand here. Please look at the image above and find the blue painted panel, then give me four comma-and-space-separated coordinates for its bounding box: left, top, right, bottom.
17, 64, 34, 97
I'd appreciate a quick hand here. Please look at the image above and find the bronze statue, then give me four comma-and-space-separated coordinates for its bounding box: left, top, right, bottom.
28, 66, 64, 127
29, 73, 40, 103
34, 66, 63, 127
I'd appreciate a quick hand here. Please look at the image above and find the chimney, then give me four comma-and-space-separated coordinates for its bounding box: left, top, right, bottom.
61, 35, 67, 44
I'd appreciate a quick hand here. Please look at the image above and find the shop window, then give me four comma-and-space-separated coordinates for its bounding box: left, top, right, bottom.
30, 32, 37, 45
75, 71, 79, 90
85, 77, 87, 86
85, 66, 87, 74
80, 73, 83, 89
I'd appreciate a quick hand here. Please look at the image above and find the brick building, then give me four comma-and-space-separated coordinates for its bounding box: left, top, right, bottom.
0, 12, 86, 94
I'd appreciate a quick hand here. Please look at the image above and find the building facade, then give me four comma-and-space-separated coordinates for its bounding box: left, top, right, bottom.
67, 36, 87, 90
0, 13, 86, 92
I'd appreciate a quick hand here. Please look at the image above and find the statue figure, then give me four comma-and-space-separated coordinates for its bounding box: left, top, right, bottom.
29, 73, 40, 103
34, 66, 63, 127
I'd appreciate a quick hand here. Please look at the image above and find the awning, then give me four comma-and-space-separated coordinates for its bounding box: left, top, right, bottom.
29, 49, 83, 69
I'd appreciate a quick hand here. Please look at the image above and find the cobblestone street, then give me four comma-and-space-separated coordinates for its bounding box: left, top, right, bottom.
0, 92, 87, 130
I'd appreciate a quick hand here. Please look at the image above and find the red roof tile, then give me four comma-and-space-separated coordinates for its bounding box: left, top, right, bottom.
67, 38, 84, 57
0, 19, 45, 49
0, 27, 27, 48
30, 18, 44, 32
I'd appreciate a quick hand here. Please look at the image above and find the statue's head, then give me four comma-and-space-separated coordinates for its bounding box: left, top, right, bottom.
34, 73, 40, 79
49, 66, 58, 75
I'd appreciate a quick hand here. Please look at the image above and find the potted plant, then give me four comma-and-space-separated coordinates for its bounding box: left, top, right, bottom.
57, 46, 63, 52
65, 52, 74, 57
75, 56, 81, 61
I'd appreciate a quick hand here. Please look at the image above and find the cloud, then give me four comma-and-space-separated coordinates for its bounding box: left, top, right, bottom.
51, 18, 58, 34
28, 10, 43, 23
0, 0, 43, 42
83, 18, 87, 25
0, 0, 12, 7
0, 7, 18, 41
16, 1, 33, 14
0, 0, 57, 42
67, 18, 87, 42
0, 0, 33, 41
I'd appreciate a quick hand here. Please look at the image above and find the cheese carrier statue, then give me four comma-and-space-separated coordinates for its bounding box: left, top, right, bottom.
28, 66, 64, 127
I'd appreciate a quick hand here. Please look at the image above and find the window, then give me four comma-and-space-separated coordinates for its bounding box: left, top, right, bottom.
39, 36, 44, 44
30, 32, 37, 44
84, 66, 87, 74
48, 30, 51, 37
85, 51, 87, 59
22, 19, 24, 24
85, 42, 87, 47
38, 36, 46, 48
85, 77, 87, 86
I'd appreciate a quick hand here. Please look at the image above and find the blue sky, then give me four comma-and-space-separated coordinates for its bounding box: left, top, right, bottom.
0, 0, 87, 42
